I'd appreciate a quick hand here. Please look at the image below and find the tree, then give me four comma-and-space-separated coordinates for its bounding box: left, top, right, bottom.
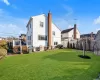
82, 39, 86, 56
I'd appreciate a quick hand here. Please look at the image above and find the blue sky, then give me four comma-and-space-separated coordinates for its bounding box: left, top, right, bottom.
0, 0, 100, 37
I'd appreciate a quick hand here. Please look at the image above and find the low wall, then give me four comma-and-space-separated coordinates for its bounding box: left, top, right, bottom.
13, 46, 28, 54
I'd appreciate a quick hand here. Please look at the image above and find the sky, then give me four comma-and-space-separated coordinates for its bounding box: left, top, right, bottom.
0, 0, 100, 37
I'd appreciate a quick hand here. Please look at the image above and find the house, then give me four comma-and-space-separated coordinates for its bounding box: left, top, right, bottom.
0, 37, 2, 40
0, 37, 6, 40
80, 32, 96, 40
26, 11, 61, 51
61, 24, 80, 47
61, 24, 80, 41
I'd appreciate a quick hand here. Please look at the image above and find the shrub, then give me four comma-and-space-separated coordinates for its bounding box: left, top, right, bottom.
0, 49, 7, 58
73, 43, 75, 49
0, 40, 8, 50
67, 41, 70, 48
56, 44, 63, 49
70, 43, 72, 48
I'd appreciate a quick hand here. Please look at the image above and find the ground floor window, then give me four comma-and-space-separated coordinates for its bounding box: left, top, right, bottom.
38, 35, 47, 40
54, 42, 58, 45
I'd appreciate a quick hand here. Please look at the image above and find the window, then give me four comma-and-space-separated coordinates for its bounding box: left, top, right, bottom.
28, 36, 31, 40
40, 21, 44, 27
54, 42, 58, 45
38, 35, 47, 40
30, 23, 31, 28
61, 35, 62, 38
27, 26, 29, 31
53, 31, 55, 36
28, 42, 31, 45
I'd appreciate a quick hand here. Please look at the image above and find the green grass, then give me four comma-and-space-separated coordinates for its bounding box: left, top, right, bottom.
0, 49, 100, 80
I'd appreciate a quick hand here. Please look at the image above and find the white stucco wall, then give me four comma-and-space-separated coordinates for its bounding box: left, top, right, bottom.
32, 14, 48, 47
52, 23, 61, 46
26, 18, 33, 47
76, 29, 80, 39
26, 14, 61, 47
61, 33, 68, 38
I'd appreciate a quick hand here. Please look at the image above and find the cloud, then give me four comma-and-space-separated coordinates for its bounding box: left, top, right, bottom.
2, 0, 10, 5
68, 25, 73, 28
62, 4, 73, 17
96, 28, 100, 32
53, 5, 74, 30
1, 0, 17, 9
11, 5, 18, 9
0, 9, 28, 37
94, 16, 100, 24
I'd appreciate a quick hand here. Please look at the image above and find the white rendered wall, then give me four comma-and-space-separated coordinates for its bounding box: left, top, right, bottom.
26, 19, 33, 47
32, 14, 48, 47
76, 29, 80, 39
27, 14, 61, 47
52, 23, 61, 46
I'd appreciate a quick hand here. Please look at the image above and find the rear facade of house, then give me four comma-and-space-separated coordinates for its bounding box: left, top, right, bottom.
26, 12, 61, 50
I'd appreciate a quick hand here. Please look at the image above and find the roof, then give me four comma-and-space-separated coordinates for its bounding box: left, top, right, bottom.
61, 28, 74, 34
80, 34, 96, 38
26, 14, 61, 31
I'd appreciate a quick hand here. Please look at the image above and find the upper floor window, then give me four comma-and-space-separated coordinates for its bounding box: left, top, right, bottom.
40, 21, 44, 27
27, 26, 29, 31
28, 36, 31, 40
53, 31, 55, 36
30, 23, 31, 28
38, 35, 47, 40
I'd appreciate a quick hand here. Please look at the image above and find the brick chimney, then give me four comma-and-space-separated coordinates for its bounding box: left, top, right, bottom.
48, 11, 52, 48
74, 24, 77, 39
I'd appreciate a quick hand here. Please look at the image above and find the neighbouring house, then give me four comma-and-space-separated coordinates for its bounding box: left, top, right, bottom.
26, 11, 61, 51
0, 37, 2, 40
61, 24, 80, 48
0, 37, 6, 40
80, 32, 96, 40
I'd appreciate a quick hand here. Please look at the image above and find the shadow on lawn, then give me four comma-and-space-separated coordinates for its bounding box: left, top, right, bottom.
44, 52, 81, 62
78, 55, 91, 59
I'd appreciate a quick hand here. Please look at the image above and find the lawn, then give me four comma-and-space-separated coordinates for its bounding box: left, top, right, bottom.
0, 49, 100, 80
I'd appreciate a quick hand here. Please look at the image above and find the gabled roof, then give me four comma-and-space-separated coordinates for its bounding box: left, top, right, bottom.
61, 28, 74, 34
26, 14, 61, 31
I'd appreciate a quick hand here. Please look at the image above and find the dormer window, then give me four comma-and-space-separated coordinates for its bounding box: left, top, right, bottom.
40, 21, 44, 27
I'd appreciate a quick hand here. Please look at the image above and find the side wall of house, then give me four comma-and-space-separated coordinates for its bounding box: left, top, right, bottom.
52, 23, 61, 46
27, 14, 61, 48
76, 29, 80, 39
32, 15, 48, 47
26, 19, 33, 47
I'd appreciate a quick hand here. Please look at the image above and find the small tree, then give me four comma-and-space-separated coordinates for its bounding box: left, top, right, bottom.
82, 39, 86, 56
67, 41, 70, 48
